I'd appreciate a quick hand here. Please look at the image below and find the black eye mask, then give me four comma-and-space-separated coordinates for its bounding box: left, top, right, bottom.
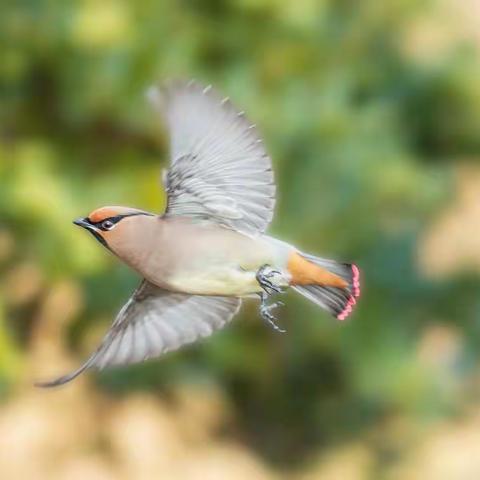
93, 215, 123, 231
75, 212, 154, 248
88, 212, 154, 229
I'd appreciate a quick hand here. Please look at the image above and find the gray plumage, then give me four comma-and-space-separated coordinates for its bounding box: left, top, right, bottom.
37, 80, 360, 387
152, 80, 275, 234
37, 281, 240, 387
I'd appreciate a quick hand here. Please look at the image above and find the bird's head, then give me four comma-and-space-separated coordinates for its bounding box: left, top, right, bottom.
74, 206, 156, 255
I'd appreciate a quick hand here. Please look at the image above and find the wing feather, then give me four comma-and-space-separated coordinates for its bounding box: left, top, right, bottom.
149, 80, 275, 234
36, 281, 241, 387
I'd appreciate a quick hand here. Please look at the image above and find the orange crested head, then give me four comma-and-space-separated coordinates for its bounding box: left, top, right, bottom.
73, 206, 155, 251
87, 206, 146, 224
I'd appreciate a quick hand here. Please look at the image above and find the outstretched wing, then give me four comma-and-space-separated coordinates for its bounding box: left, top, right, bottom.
148, 80, 276, 235
36, 281, 241, 387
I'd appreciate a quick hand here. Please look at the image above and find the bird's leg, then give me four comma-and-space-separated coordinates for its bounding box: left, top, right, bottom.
259, 292, 286, 333
256, 264, 287, 333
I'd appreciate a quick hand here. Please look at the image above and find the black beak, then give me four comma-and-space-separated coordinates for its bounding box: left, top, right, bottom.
73, 217, 108, 248
73, 217, 93, 229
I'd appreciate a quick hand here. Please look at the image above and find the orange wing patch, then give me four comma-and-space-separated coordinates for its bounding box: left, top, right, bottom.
287, 252, 348, 288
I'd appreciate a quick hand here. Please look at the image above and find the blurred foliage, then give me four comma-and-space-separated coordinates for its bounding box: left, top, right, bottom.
2, 0, 480, 478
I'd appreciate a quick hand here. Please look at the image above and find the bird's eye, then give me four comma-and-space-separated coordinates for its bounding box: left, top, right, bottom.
101, 219, 115, 231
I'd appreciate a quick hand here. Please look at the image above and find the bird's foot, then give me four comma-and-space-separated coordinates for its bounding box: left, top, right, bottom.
259, 293, 286, 333
256, 265, 286, 295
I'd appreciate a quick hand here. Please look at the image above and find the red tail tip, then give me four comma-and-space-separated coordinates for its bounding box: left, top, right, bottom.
351, 264, 361, 298
337, 264, 361, 321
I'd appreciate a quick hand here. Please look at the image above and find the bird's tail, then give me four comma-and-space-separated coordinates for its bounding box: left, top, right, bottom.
290, 253, 360, 320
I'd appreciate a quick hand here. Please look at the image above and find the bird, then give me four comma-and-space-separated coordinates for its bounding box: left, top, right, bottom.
36, 80, 360, 387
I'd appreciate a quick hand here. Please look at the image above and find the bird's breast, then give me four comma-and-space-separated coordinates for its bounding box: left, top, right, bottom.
132, 222, 284, 296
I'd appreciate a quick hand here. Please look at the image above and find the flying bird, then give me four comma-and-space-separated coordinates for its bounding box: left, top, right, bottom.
37, 80, 360, 387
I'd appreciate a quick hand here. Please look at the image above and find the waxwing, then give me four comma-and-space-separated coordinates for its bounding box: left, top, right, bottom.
37, 80, 360, 387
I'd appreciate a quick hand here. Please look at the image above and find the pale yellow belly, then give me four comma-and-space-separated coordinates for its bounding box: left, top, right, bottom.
135, 222, 293, 296
166, 266, 262, 296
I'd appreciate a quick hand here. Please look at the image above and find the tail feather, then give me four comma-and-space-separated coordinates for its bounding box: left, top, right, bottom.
292, 253, 360, 320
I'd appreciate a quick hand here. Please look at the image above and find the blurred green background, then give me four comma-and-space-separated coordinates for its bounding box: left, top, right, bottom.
2, 0, 480, 479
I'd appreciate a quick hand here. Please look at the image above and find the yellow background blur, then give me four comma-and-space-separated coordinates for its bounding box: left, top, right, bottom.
2, 0, 480, 479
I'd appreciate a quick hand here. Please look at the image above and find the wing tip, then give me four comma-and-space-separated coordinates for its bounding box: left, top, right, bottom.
147, 78, 206, 109
34, 360, 92, 388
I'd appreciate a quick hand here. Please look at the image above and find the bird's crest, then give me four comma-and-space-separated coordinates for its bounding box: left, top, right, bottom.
88, 206, 143, 223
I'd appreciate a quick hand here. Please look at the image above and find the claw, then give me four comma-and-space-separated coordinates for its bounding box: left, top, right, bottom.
259, 293, 286, 333
256, 265, 286, 295
256, 265, 287, 333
